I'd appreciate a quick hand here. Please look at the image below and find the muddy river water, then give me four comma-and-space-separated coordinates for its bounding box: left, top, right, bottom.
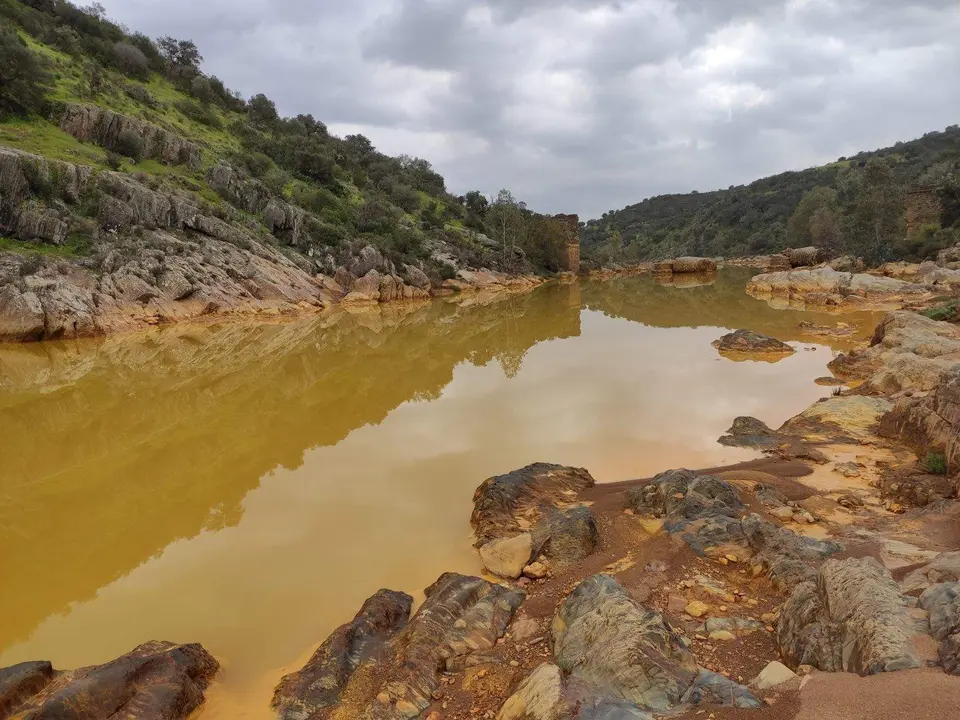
0, 269, 883, 717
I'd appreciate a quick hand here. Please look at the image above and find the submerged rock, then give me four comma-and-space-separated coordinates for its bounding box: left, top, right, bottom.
1, 641, 219, 719
272, 589, 413, 719
712, 329, 795, 357
471, 463, 595, 547
777, 557, 921, 675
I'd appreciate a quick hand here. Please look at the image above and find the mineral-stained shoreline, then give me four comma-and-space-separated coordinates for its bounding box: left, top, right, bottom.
4, 293, 960, 719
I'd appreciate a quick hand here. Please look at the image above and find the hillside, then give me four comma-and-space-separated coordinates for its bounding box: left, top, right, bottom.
0, 0, 569, 341
582, 125, 960, 265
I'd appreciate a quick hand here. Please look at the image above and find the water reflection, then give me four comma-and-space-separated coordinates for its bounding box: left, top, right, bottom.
0, 270, 882, 717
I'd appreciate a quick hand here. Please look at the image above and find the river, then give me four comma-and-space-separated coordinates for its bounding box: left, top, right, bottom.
0, 268, 883, 717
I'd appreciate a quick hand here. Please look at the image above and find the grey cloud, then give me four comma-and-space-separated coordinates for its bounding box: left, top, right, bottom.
101, 0, 960, 219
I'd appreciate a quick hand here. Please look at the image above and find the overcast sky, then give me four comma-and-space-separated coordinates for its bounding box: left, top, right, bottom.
99, 0, 960, 219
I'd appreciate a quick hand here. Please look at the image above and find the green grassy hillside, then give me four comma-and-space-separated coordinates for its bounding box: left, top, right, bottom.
0, 0, 568, 277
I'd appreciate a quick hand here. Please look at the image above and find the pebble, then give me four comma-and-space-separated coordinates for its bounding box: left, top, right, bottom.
725, 554, 739, 563
522, 562, 549, 579
685, 600, 710, 618
709, 630, 736, 641
377, 692, 391, 704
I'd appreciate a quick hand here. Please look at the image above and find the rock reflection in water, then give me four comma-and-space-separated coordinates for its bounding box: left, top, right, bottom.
0, 269, 882, 718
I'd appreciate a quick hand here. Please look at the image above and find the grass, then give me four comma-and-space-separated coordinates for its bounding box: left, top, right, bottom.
922, 451, 949, 475
920, 299, 960, 322
0, 235, 87, 257
0, 118, 107, 167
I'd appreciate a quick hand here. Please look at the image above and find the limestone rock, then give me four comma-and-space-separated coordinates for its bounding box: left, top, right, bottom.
479, 533, 534, 579
751, 660, 797, 690
471, 463, 595, 547
272, 589, 412, 719
777, 557, 921, 675
0, 285, 45, 341
497, 663, 571, 720
712, 329, 795, 357
1, 641, 218, 719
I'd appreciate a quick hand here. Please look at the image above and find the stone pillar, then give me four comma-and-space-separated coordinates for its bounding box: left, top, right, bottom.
553, 214, 581, 271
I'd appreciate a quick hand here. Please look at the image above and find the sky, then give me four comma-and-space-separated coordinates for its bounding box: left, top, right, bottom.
99, 0, 960, 220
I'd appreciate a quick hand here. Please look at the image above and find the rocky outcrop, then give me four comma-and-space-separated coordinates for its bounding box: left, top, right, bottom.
471, 463, 595, 547
746, 267, 931, 308
627, 469, 744, 521
272, 589, 413, 719
777, 558, 921, 674
310, 573, 523, 719
0, 641, 219, 719
59, 103, 202, 168
784, 246, 820, 267
829, 311, 960, 393
653, 257, 717, 274
920, 582, 960, 674
207, 161, 272, 214
551, 575, 759, 713
902, 553, 960, 597
712, 329, 795, 357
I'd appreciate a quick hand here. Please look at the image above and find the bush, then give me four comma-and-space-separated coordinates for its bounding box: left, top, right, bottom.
234, 151, 273, 178
104, 151, 123, 170
116, 128, 143, 160
124, 83, 156, 107
174, 98, 221, 128
189, 75, 214, 103
248, 92, 278, 126
920, 299, 960, 322
923, 451, 948, 475
111, 41, 149, 79
0, 25, 52, 118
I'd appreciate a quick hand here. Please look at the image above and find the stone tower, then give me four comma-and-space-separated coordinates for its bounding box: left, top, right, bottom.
553, 214, 581, 271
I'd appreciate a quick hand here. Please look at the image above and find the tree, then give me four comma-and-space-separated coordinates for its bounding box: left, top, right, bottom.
0, 26, 51, 119
486, 189, 526, 265
849, 159, 905, 264
157, 36, 202, 74
787, 186, 840, 249
190, 76, 214, 103
247, 93, 278, 126
112, 41, 149, 79
463, 190, 488, 218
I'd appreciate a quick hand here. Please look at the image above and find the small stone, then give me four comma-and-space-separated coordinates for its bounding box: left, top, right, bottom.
517, 577, 530, 587
764, 697, 777, 706
685, 600, 710, 618
709, 630, 736, 641
765, 626, 775, 633
719, 605, 728, 612
797, 665, 815, 676
752, 660, 798, 690
718, 557, 729, 566
522, 562, 548, 579
667, 594, 688, 614
396, 700, 419, 716
681, 579, 696, 589
454, 619, 467, 629
509, 660, 519, 667
377, 692, 391, 705
725, 554, 739, 563
426, 713, 441, 720
761, 612, 778, 623
771, 506, 795, 520
623, 508, 635, 515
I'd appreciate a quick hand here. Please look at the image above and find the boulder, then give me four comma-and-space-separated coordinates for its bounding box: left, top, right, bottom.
784, 246, 820, 267
777, 557, 921, 675
751, 661, 798, 690
471, 463, 595, 547
742, 514, 841, 589
0, 285, 45, 341
921, 583, 960, 674
479, 533, 534, 579
552, 575, 758, 712
780, 396, 892, 441
901, 552, 960, 596
532, 506, 599, 562
627, 469, 744, 521
497, 663, 571, 720
712, 329, 795, 356
402, 264, 432, 291
672, 257, 717, 274
272, 589, 412, 719
329, 573, 523, 719
1, 641, 218, 719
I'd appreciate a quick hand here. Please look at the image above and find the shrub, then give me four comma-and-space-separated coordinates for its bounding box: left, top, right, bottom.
174, 98, 221, 128
104, 150, 123, 170
0, 25, 52, 118
52, 26, 82, 55
124, 83, 156, 107
234, 151, 273, 178
190, 75, 214, 103
923, 451, 948, 475
292, 185, 340, 215
112, 41, 149, 79
920, 299, 960, 322
248, 92, 278, 126
116, 128, 143, 160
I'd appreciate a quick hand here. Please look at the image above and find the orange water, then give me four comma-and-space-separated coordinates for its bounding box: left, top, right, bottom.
0, 269, 882, 717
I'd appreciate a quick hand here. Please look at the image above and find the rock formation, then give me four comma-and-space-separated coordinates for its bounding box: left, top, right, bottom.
712, 329, 796, 358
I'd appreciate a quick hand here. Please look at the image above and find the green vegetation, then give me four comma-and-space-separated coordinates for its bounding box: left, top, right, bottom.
0, 0, 566, 276
923, 451, 948, 475
583, 127, 960, 264
920, 299, 960, 322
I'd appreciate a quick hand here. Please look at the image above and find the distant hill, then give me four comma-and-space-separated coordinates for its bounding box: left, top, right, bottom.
582, 125, 960, 265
